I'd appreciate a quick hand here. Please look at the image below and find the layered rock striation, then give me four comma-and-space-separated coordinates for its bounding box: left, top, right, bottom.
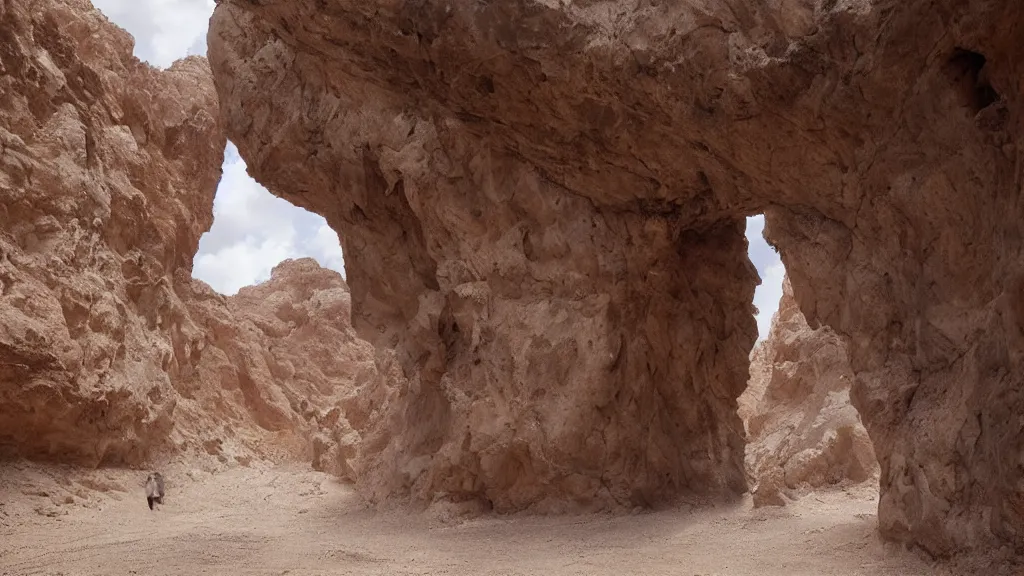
0, 0, 372, 473
209, 0, 1024, 559
740, 275, 877, 507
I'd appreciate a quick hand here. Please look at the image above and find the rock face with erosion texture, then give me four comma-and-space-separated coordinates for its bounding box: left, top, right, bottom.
192, 258, 376, 476
0, 0, 373, 472
211, 2, 757, 514
740, 276, 878, 507
209, 0, 1024, 560
173, 258, 376, 473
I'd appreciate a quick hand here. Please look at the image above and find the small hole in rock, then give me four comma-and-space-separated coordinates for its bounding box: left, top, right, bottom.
946, 48, 999, 111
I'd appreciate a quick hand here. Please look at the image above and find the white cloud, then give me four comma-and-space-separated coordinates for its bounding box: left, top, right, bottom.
91, 0, 215, 68
746, 215, 786, 342
309, 224, 346, 273
192, 144, 346, 295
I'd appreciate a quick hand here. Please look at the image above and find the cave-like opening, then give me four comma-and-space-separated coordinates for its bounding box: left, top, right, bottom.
191, 142, 347, 295
85, 4, 347, 295
739, 214, 879, 508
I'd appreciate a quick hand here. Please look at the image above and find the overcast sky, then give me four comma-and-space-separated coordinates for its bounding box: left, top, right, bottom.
92, 0, 786, 339
745, 215, 786, 341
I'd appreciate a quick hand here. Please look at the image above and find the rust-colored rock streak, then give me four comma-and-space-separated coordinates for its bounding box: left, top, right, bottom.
0, 0, 373, 475
740, 275, 878, 508
209, 0, 1024, 559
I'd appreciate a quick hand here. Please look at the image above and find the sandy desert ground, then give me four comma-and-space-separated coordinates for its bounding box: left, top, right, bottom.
0, 462, 963, 576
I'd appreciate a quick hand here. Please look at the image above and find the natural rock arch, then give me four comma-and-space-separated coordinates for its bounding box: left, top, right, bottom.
0, 0, 379, 475
207, 0, 1024, 560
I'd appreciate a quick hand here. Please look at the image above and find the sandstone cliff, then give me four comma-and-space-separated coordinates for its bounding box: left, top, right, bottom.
740, 276, 877, 507
0, 0, 224, 466
208, 0, 1024, 561
0, 0, 372, 474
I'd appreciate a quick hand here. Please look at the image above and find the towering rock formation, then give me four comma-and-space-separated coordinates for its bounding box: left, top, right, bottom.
0, 0, 373, 473
740, 275, 877, 507
211, 4, 757, 513
208, 0, 1024, 560
0, 0, 225, 465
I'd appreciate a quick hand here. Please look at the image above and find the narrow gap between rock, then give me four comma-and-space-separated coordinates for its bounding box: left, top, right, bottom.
191, 142, 347, 295
740, 214, 880, 509
744, 214, 785, 345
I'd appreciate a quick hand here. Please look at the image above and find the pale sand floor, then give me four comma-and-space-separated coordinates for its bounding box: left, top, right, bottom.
0, 462, 963, 576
